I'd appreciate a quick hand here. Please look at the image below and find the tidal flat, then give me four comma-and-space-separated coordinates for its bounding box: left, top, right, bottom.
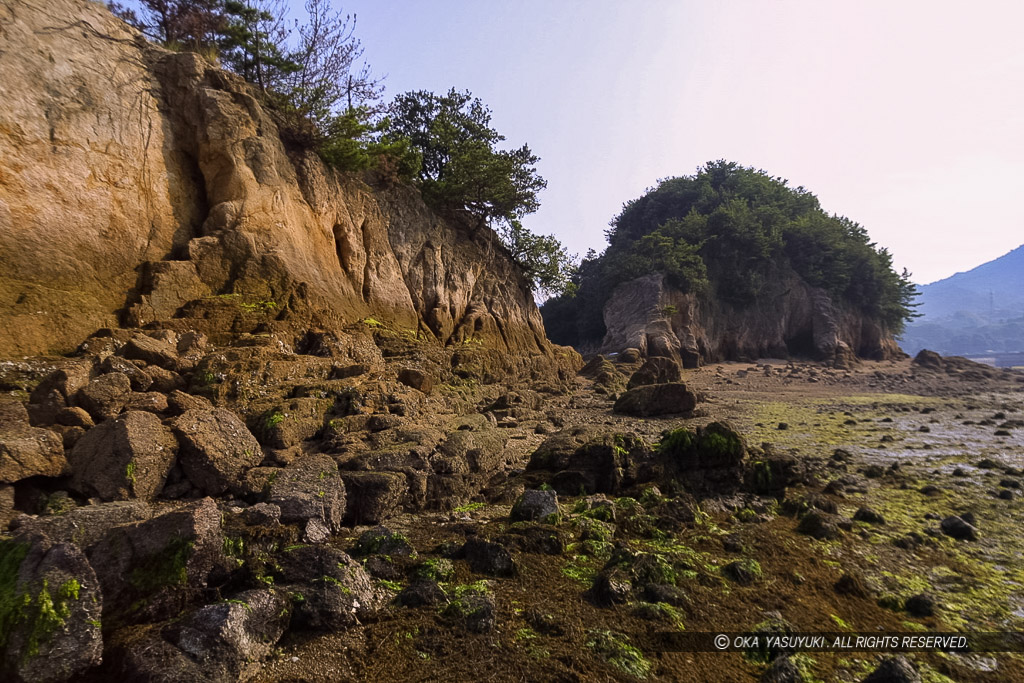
245, 357, 1023, 682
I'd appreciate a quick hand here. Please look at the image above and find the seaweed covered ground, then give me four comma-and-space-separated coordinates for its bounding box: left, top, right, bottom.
248, 357, 1024, 682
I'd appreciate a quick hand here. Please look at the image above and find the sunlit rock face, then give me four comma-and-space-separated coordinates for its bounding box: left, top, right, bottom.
600, 273, 900, 366
0, 0, 574, 383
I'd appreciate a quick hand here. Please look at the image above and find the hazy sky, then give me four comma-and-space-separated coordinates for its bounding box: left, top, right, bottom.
326, 0, 1022, 285
122, 0, 1023, 285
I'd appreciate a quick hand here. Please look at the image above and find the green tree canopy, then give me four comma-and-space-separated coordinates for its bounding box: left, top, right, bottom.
543, 160, 918, 346
384, 89, 546, 227
384, 89, 573, 294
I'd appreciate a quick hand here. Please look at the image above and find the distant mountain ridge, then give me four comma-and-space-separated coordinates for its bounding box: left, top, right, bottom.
900, 244, 1024, 356
915, 244, 1024, 320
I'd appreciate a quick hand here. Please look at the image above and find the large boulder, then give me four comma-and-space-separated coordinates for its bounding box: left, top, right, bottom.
613, 383, 699, 417
437, 427, 509, 474
656, 421, 747, 492
68, 411, 177, 501
397, 367, 434, 394
167, 390, 214, 416
339, 471, 407, 525
861, 656, 921, 683
27, 362, 95, 425
278, 546, 381, 630
267, 455, 345, 531
527, 428, 653, 495
509, 489, 559, 523
254, 398, 332, 449
626, 356, 682, 389
29, 363, 94, 407
100, 356, 153, 392
116, 589, 290, 683
940, 515, 978, 541
912, 349, 944, 370
463, 537, 517, 577
12, 500, 155, 549
75, 372, 133, 422
121, 334, 180, 371
0, 401, 68, 483
0, 533, 103, 683
86, 498, 224, 625
172, 408, 262, 495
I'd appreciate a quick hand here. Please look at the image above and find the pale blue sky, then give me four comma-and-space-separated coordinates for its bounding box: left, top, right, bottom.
127, 0, 1024, 284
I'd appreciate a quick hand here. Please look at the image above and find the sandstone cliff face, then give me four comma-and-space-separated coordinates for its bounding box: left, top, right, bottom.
0, 0, 560, 374
600, 274, 901, 367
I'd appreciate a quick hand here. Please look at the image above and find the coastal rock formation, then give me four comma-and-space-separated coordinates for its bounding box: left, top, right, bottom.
0, 0, 569, 385
600, 273, 900, 367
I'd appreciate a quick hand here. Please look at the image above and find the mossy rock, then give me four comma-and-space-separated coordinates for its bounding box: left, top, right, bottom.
0, 534, 102, 681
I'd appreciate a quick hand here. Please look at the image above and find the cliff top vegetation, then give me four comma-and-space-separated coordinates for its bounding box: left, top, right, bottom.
542, 160, 919, 347
107, 0, 573, 294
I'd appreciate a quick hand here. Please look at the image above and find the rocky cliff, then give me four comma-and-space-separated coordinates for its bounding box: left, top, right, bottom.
0, 0, 561, 376
600, 273, 901, 368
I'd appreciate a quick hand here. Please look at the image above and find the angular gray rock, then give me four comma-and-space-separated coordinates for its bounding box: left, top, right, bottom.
121, 334, 180, 370
167, 390, 214, 416
509, 489, 560, 523
145, 365, 186, 394
940, 515, 978, 541
463, 537, 517, 577
860, 655, 921, 683
76, 372, 132, 422
86, 498, 224, 624
54, 407, 94, 428
175, 331, 208, 370
12, 500, 155, 549
527, 428, 652, 495
340, 471, 407, 525
0, 533, 103, 683
101, 355, 153, 391
613, 382, 698, 417
268, 454, 345, 531
0, 401, 68, 484
626, 356, 682, 389
397, 367, 434, 393
125, 391, 170, 414
241, 502, 281, 526
28, 362, 95, 425
279, 546, 380, 630
172, 408, 262, 495
68, 411, 177, 501
117, 588, 290, 683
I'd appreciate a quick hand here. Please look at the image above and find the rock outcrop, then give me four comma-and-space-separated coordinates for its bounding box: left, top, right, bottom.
600, 273, 900, 367
0, 0, 572, 386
